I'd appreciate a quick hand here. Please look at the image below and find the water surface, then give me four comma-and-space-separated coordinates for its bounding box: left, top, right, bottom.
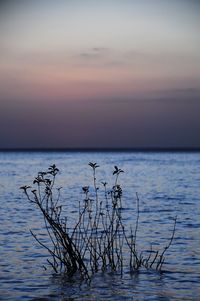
0, 152, 200, 300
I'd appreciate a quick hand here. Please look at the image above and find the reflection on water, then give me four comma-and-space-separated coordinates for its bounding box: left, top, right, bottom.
0, 152, 200, 300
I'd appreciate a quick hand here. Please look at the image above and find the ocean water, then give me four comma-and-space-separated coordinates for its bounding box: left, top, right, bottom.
0, 151, 200, 301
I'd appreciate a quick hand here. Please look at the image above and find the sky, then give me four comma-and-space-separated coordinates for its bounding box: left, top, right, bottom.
0, 0, 200, 149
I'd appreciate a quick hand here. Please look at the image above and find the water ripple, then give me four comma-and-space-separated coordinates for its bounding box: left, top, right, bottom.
0, 152, 200, 300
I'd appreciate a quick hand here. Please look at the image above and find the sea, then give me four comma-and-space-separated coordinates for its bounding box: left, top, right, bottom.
0, 151, 200, 301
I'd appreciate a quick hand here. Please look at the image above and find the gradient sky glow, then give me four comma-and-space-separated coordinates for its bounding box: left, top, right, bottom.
0, 0, 200, 148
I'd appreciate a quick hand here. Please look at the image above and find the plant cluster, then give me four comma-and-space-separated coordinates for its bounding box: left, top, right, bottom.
20, 163, 176, 280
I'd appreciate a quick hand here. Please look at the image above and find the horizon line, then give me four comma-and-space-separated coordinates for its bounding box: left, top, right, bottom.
0, 147, 200, 153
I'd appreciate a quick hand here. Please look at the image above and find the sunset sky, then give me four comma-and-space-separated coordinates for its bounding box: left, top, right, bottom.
0, 0, 200, 149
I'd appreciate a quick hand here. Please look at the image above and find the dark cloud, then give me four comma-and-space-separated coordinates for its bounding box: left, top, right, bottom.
1, 93, 200, 149
79, 47, 109, 60
152, 88, 200, 102
164, 87, 200, 95
93, 47, 108, 52
79, 52, 99, 59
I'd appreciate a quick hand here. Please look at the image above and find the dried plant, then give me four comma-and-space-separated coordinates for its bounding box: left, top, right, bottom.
20, 163, 177, 280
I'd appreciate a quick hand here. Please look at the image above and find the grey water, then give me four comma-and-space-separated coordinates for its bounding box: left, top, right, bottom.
0, 151, 200, 301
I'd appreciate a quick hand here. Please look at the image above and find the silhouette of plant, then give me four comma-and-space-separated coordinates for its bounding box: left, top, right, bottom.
20, 163, 177, 280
